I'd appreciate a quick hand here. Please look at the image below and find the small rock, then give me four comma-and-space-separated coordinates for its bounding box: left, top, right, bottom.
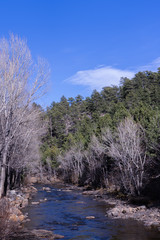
39, 198, 47, 202
82, 190, 100, 195
95, 195, 102, 198
86, 216, 95, 219
18, 214, 25, 222
21, 198, 29, 208
9, 214, 18, 222
42, 187, 51, 191
137, 205, 146, 211
31, 229, 64, 239
31, 201, 39, 205
12, 207, 22, 216
31, 186, 38, 192
30, 177, 38, 183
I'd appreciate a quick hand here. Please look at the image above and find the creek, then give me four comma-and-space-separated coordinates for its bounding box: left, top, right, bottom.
23, 184, 160, 240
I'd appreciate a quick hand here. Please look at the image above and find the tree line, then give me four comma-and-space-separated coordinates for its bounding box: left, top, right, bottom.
42, 69, 160, 197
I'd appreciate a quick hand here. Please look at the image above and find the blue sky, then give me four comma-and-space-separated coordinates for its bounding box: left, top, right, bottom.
1, 0, 160, 107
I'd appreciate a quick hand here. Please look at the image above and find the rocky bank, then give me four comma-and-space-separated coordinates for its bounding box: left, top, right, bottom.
81, 188, 160, 231
7, 185, 37, 223
105, 198, 160, 230
1, 178, 64, 240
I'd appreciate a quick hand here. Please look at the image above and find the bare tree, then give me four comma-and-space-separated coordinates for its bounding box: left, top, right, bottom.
8, 105, 47, 186
58, 136, 108, 187
105, 118, 147, 195
58, 145, 85, 183
0, 34, 49, 197
85, 135, 107, 187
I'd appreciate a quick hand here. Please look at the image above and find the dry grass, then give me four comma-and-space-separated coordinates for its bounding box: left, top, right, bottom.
0, 198, 18, 240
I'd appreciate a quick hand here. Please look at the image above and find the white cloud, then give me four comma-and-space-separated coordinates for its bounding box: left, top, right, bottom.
66, 66, 135, 91
66, 57, 160, 91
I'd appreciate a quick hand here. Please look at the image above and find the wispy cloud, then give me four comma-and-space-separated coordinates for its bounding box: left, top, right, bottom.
66, 57, 160, 91
66, 66, 134, 91
138, 57, 160, 72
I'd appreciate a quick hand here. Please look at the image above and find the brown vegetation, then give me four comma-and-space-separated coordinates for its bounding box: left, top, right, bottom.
0, 198, 18, 239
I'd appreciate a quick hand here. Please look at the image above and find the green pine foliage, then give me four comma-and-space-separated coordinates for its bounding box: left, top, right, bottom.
41, 69, 160, 196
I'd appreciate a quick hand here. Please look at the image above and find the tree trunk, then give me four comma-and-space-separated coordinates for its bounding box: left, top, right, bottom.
0, 150, 7, 198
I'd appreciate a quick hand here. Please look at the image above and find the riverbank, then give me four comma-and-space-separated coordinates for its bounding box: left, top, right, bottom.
1, 183, 65, 240
80, 188, 160, 231
0, 184, 38, 239
105, 198, 160, 229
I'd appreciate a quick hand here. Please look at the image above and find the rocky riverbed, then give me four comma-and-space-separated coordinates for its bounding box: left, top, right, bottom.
82, 188, 160, 231
3, 179, 160, 239
22, 183, 160, 240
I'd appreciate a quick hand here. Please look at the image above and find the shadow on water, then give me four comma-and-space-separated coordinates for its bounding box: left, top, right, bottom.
23, 184, 160, 240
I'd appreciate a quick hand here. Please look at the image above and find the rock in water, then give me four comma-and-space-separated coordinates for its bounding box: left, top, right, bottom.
86, 216, 95, 219
31, 229, 64, 239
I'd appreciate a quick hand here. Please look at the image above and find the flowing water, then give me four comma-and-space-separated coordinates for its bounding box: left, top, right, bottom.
23, 184, 160, 240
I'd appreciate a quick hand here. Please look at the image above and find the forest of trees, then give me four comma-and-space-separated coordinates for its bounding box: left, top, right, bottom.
41, 69, 160, 197
1, 34, 160, 199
